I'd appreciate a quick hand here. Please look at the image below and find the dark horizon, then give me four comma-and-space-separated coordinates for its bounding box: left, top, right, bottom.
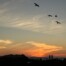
0, 54, 66, 58
0, 54, 66, 66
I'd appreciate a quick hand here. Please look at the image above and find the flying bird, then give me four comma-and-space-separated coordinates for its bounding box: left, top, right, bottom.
55, 15, 58, 17
34, 3, 40, 7
48, 15, 52, 17
56, 21, 61, 24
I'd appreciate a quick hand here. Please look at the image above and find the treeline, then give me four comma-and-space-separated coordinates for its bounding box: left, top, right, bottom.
0, 54, 66, 66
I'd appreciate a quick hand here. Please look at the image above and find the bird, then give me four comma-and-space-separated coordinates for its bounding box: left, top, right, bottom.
48, 15, 52, 17
55, 15, 58, 17
56, 21, 61, 24
34, 3, 40, 7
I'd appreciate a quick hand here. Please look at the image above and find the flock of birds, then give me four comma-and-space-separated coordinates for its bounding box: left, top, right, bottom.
34, 3, 61, 24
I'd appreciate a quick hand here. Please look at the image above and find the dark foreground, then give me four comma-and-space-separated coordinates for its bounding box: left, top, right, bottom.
0, 54, 66, 66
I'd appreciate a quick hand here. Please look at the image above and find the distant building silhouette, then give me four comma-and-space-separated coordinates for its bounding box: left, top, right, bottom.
48, 55, 53, 60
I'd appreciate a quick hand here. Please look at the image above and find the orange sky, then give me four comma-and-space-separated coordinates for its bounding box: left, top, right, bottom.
0, 40, 65, 57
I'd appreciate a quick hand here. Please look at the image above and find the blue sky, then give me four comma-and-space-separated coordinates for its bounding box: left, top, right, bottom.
0, 0, 66, 57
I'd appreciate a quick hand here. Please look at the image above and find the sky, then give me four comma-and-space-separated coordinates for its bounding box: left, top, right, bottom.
0, 0, 66, 57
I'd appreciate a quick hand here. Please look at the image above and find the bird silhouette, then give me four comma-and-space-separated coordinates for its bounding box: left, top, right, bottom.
56, 21, 61, 24
34, 3, 40, 7
55, 15, 58, 17
48, 15, 52, 17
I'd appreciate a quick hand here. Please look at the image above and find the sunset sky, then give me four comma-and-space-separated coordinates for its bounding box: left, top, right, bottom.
0, 0, 66, 57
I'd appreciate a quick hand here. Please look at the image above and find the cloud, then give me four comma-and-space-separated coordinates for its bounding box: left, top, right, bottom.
0, 46, 6, 49
26, 41, 63, 56
10, 41, 63, 57
0, 40, 13, 44
0, 9, 7, 14
0, 1, 65, 34
49, 50, 66, 57
12, 21, 42, 32
2, 14, 65, 34
0, 40, 64, 57
0, 0, 65, 34
26, 41, 63, 51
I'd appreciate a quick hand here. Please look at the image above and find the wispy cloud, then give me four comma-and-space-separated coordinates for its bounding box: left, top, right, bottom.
26, 41, 63, 51
4, 15, 64, 34
0, 46, 6, 49
0, 40, 13, 44
0, 9, 7, 14
26, 41, 63, 57
9, 41, 63, 57
0, 0, 65, 34
0, 39, 13, 50
0, 40, 64, 57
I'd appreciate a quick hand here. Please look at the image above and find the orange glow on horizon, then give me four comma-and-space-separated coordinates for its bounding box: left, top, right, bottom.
24, 49, 45, 57
17, 50, 66, 57
0, 41, 64, 57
